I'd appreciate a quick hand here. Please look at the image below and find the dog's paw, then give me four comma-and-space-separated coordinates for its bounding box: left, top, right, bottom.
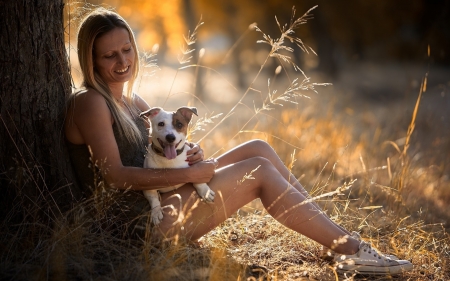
151, 206, 164, 225
194, 183, 215, 203
202, 188, 215, 203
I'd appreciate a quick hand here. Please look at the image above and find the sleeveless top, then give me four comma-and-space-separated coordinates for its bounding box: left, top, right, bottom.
67, 116, 148, 194
67, 112, 152, 239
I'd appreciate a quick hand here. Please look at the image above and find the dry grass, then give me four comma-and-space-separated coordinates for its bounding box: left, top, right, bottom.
199, 103, 450, 280
1, 4, 449, 281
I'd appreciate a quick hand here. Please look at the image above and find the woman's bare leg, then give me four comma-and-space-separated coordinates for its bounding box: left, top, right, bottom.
216, 140, 352, 236
158, 155, 359, 255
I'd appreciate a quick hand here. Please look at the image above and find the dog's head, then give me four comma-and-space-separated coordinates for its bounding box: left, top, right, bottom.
140, 106, 197, 159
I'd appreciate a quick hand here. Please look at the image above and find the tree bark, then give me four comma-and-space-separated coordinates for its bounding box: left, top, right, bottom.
0, 0, 81, 223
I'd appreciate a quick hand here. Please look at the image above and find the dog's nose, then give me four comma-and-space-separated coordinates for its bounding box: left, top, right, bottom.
166, 134, 176, 143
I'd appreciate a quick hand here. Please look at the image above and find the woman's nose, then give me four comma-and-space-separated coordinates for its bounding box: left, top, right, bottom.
117, 53, 127, 65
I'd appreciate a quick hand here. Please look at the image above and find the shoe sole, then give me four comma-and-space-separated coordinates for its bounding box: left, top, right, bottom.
337, 263, 413, 275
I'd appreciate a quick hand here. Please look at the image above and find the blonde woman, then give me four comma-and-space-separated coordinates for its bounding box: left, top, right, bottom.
64, 8, 412, 276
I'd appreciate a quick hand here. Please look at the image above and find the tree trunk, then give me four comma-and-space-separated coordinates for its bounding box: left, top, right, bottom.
0, 0, 81, 223
182, 0, 205, 102
223, 2, 247, 90
309, 8, 338, 78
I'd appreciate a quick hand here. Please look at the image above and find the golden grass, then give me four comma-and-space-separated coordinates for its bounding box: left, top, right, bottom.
199, 103, 450, 280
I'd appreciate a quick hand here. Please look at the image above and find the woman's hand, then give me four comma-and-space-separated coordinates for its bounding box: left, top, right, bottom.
188, 158, 219, 184
186, 142, 204, 165
186, 142, 219, 183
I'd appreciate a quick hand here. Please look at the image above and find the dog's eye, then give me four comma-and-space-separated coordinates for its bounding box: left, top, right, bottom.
176, 122, 183, 129
158, 122, 164, 127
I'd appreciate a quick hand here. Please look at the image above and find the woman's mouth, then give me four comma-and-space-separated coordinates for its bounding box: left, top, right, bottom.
115, 66, 130, 74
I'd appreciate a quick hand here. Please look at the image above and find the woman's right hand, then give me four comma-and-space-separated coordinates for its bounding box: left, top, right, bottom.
188, 158, 218, 184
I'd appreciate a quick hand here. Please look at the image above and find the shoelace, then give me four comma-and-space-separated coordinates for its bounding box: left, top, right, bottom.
359, 242, 393, 262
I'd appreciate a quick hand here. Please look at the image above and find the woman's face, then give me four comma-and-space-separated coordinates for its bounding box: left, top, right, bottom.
93, 27, 135, 86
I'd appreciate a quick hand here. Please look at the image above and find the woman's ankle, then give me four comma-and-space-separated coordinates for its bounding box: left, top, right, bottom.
332, 236, 360, 255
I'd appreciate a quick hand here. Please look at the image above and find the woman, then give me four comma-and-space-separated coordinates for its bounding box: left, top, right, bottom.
65, 8, 412, 276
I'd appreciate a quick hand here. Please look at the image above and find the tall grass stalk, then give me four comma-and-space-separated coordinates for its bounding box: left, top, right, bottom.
388, 74, 425, 202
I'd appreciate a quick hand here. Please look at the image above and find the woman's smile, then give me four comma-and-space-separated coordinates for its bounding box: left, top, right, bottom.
115, 66, 129, 73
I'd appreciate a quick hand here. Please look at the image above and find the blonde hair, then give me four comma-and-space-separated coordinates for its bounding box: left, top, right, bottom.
73, 7, 142, 146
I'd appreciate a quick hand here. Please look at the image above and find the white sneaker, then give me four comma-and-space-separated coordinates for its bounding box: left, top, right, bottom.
334, 241, 413, 275
321, 232, 399, 261
350, 232, 399, 260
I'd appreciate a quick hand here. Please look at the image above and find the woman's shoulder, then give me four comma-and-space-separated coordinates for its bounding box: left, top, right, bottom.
72, 88, 107, 105
65, 89, 113, 144
68, 88, 111, 119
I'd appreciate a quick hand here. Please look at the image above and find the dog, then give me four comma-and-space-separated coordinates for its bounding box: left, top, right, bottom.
139, 106, 215, 225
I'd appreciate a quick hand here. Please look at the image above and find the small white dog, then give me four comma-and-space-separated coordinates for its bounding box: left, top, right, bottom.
139, 106, 215, 225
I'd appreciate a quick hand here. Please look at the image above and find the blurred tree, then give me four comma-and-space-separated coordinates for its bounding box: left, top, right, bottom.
70, 0, 450, 86
194, 0, 252, 89
0, 1, 80, 223
106, 0, 186, 57
182, 0, 204, 101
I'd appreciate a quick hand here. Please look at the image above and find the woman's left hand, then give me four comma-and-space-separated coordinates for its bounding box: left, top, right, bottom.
186, 142, 204, 165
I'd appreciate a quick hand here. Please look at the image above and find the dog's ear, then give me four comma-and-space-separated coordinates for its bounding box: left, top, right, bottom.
176, 106, 198, 122
139, 107, 161, 119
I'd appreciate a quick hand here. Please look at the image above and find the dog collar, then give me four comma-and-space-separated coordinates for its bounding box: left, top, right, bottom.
150, 143, 185, 157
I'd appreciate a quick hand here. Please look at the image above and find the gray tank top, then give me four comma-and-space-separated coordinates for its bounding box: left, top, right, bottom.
67, 114, 152, 239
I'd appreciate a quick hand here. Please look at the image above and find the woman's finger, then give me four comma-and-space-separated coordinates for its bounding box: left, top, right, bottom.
186, 144, 198, 155
186, 143, 205, 164
188, 151, 203, 165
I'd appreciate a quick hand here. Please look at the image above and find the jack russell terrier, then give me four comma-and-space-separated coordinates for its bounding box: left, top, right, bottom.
139, 106, 215, 225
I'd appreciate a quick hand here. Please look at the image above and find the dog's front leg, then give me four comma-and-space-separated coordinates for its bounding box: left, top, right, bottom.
193, 183, 215, 203
143, 190, 164, 225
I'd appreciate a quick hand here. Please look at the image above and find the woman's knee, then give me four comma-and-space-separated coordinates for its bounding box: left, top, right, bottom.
241, 139, 274, 156
244, 156, 278, 180
246, 139, 272, 150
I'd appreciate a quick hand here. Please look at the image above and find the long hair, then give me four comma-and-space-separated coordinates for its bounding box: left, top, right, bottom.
72, 7, 142, 146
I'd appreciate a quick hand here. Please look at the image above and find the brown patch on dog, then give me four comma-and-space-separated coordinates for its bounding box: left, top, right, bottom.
172, 112, 189, 134
172, 107, 198, 134
176, 107, 197, 122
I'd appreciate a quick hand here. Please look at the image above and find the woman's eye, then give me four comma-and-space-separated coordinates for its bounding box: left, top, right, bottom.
124, 48, 132, 53
105, 53, 115, 58
158, 122, 164, 127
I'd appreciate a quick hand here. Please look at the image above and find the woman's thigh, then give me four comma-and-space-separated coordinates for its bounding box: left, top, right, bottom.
216, 139, 272, 168
157, 157, 270, 240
